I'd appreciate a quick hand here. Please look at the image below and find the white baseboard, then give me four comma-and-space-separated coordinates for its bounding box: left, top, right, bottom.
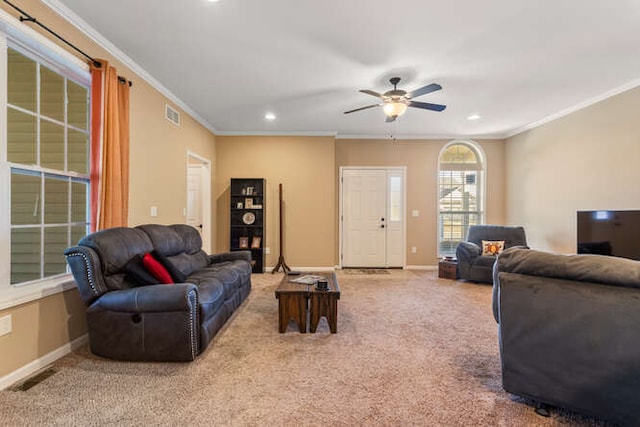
0, 334, 88, 391
405, 265, 438, 270
265, 266, 439, 272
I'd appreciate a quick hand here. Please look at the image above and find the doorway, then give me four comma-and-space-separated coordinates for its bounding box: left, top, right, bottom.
186, 151, 212, 253
340, 167, 406, 268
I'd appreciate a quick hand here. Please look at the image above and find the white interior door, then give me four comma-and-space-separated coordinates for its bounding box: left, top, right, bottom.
341, 167, 405, 268
186, 153, 212, 253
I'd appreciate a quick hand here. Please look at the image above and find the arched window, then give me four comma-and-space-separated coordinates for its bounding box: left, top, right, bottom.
437, 141, 485, 257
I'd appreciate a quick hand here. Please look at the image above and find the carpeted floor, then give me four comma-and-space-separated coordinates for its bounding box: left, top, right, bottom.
0, 270, 611, 426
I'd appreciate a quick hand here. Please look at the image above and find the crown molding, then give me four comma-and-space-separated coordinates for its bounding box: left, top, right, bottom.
335, 133, 506, 140
505, 77, 640, 139
41, 0, 218, 135
216, 131, 337, 137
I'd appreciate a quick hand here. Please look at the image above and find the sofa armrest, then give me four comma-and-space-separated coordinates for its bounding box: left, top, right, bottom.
456, 241, 482, 262
92, 283, 198, 312
210, 250, 251, 264
64, 246, 109, 304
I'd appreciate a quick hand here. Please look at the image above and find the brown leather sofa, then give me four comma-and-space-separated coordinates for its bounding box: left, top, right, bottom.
64, 224, 251, 362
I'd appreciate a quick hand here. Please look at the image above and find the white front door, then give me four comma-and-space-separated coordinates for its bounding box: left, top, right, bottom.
186, 153, 212, 253
342, 169, 387, 267
341, 167, 405, 268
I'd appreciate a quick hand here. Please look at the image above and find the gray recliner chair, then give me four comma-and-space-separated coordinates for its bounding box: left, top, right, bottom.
455, 225, 527, 283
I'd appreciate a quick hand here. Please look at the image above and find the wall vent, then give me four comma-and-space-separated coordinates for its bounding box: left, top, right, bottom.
165, 104, 181, 126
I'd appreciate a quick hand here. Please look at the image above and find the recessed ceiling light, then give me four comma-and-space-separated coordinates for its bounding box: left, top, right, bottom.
265, 113, 276, 121
467, 114, 481, 121
207, 0, 219, 3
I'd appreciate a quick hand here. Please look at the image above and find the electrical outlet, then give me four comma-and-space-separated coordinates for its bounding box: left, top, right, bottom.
411, 246, 417, 253
150, 206, 158, 217
264, 247, 270, 254
0, 315, 12, 336
412, 210, 419, 217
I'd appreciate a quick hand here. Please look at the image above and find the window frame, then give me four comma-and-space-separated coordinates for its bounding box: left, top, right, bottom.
436, 140, 486, 257
0, 9, 91, 310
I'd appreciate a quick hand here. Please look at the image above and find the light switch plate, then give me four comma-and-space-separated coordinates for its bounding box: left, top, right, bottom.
412, 210, 419, 217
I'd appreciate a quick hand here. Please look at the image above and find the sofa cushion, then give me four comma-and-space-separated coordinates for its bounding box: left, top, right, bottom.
170, 224, 203, 254
498, 247, 640, 289
187, 276, 225, 320
136, 224, 186, 256
474, 255, 497, 268
167, 251, 210, 277
79, 227, 154, 291
192, 263, 240, 299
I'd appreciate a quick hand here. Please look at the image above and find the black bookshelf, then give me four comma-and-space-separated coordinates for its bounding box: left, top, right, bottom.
230, 178, 265, 273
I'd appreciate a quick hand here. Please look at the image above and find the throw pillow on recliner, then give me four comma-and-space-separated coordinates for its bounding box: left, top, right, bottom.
482, 240, 505, 256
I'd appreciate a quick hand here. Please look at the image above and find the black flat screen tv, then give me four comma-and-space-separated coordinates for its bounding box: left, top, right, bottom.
577, 210, 640, 260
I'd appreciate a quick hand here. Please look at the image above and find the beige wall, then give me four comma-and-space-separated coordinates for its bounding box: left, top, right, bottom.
0, 291, 85, 376
505, 86, 640, 253
0, 1, 216, 379
216, 136, 335, 268
336, 139, 506, 266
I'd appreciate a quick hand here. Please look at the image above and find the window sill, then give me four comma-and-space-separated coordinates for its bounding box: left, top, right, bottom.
0, 275, 77, 311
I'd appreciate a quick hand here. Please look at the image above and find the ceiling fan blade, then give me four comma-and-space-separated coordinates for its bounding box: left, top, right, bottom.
408, 100, 447, 112
359, 89, 383, 98
385, 115, 397, 123
343, 104, 380, 114
407, 83, 442, 99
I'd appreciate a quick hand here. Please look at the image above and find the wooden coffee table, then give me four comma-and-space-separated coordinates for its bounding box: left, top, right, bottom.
275, 272, 340, 333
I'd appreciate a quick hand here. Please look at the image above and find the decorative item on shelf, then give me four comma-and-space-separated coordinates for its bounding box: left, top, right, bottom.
252, 204, 263, 209
241, 188, 246, 195
246, 187, 254, 196
251, 236, 262, 249
239, 237, 249, 249
245, 198, 254, 208
236, 202, 243, 209
242, 212, 256, 225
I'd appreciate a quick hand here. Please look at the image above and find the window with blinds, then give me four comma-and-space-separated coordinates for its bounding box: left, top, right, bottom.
6, 47, 90, 285
437, 142, 485, 257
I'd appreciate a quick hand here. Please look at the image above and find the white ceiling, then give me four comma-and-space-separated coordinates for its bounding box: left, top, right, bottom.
48, 0, 640, 139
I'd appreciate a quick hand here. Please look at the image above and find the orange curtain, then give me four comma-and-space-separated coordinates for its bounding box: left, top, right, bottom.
89, 62, 104, 232
89, 60, 130, 230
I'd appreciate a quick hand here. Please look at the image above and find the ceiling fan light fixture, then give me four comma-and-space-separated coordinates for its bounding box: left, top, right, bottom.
383, 101, 408, 118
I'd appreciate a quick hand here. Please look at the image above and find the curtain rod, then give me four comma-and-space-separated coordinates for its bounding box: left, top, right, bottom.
3, 0, 101, 68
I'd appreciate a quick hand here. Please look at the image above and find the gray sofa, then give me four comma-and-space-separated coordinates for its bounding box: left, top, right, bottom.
493, 247, 640, 425
456, 225, 527, 283
64, 224, 252, 362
